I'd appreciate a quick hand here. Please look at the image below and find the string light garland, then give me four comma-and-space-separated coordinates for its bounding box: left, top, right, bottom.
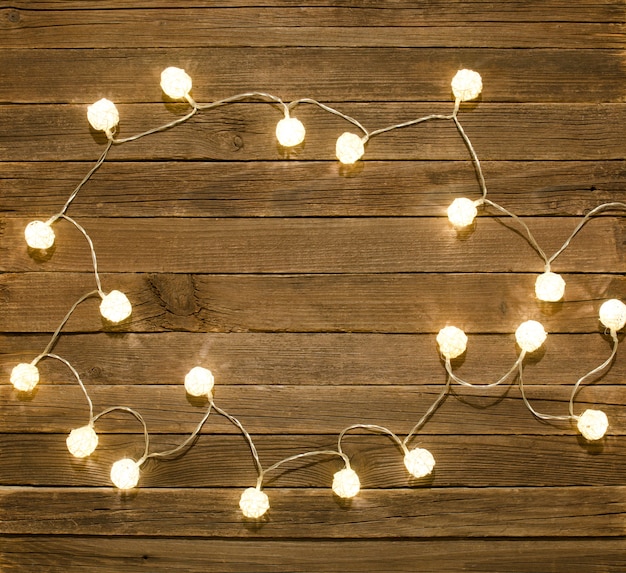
8, 67, 626, 520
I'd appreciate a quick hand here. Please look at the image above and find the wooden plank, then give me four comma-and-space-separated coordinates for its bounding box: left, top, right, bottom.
2, 104, 624, 161
0, 48, 624, 103
3, 1, 625, 23
1, 485, 624, 537
2, 332, 624, 386
4, 536, 626, 573
1, 385, 623, 435
1, 272, 625, 334
1, 160, 625, 218
1, 433, 624, 487
2, 216, 625, 274
2, 537, 626, 573
1, 9, 623, 48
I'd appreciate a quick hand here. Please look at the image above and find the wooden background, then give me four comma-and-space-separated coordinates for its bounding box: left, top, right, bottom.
1, 1, 625, 571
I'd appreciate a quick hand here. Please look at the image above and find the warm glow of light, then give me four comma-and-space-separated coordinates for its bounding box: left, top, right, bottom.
447, 197, 478, 228
239, 487, 270, 518
577, 409, 608, 441
66, 424, 99, 458
515, 320, 547, 353
404, 447, 436, 478
535, 272, 566, 302
184, 366, 214, 397
451, 69, 483, 102
276, 116, 306, 147
335, 132, 365, 164
599, 299, 626, 332
332, 467, 360, 498
25, 220, 55, 250
436, 326, 468, 359
100, 290, 132, 323
160, 67, 193, 100
110, 458, 140, 489
10, 362, 40, 392
87, 98, 119, 133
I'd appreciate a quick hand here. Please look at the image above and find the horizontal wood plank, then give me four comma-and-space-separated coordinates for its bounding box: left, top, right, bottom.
0, 48, 624, 103
1, 486, 624, 537
1, 272, 625, 333
3, 1, 625, 23
3, 216, 625, 273
2, 537, 626, 573
1, 9, 623, 49
1, 160, 625, 218
2, 104, 624, 162
1, 433, 624, 487
2, 385, 623, 435
3, 332, 624, 386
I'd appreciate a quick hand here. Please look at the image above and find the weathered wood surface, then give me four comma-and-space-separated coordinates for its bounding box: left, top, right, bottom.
1, 486, 625, 537
2, 333, 624, 385
2, 385, 624, 435
1, 272, 625, 333
2, 104, 625, 161
2, 537, 626, 573
2, 433, 625, 487
1, 48, 625, 103
1, 161, 625, 218
1, 1, 624, 571
2, 217, 626, 273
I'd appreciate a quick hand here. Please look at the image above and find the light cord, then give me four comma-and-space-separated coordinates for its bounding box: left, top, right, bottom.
145, 404, 213, 460
517, 360, 572, 422
444, 353, 524, 389
92, 406, 151, 464
403, 374, 452, 448
39, 353, 95, 420
568, 329, 619, 418
34, 290, 100, 359
259, 449, 350, 488
210, 400, 264, 482
56, 214, 104, 295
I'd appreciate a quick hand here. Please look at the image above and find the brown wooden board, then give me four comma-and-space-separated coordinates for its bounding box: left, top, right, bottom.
1, 537, 626, 573
1, 161, 625, 218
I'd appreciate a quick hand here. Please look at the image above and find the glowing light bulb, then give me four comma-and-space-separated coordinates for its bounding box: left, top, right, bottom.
332, 467, 360, 498
335, 132, 365, 165
404, 447, 436, 479
25, 220, 55, 250
451, 69, 483, 102
447, 197, 478, 228
436, 326, 468, 359
276, 116, 305, 147
577, 409, 608, 441
87, 98, 119, 133
535, 272, 566, 302
100, 290, 132, 323
239, 487, 270, 518
10, 362, 40, 392
160, 66, 193, 100
66, 424, 98, 458
599, 299, 626, 332
184, 366, 214, 397
515, 320, 547, 353
110, 458, 140, 490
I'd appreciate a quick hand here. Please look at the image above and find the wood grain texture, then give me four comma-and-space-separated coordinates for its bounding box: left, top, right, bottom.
2, 216, 626, 273
1, 272, 625, 333
1, 1, 625, 570
1, 433, 625, 487
2, 385, 624, 435
2, 332, 624, 385
1, 486, 624, 537
2, 537, 626, 573
1, 8, 624, 48
2, 104, 625, 161
0, 48, 624, 104
1, 161, 625, 218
